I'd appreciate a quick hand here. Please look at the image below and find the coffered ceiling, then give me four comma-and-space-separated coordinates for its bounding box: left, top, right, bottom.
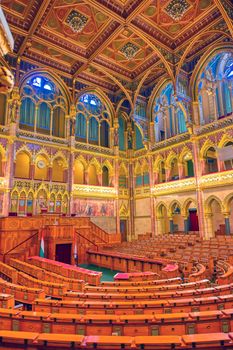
1, 0, 233, 93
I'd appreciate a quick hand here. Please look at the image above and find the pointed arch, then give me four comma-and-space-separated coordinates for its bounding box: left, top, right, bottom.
199, 139, 216, 160
19, 68, 72, 107
102, 160, 114, 177
191, 44, 233, 101
205, 195, 223, 213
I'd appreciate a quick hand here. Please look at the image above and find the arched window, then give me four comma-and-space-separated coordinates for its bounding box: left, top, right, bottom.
76, 93, 111, 147
197, 52, 233, 125
20, 75, 67, 137
102, 166, 109, 186
153, 83, 187, 142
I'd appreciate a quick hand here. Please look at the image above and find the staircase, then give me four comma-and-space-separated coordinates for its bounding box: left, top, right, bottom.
75, 219, 121, 263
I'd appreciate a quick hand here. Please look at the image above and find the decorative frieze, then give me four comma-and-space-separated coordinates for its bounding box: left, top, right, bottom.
72, 184, 117, 198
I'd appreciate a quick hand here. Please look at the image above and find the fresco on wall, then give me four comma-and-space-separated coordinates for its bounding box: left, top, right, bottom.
73, 198, 115, 217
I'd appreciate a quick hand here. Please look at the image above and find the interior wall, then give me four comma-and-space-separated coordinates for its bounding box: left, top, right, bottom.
91, 217, 116, 234
134, 198, 151, 236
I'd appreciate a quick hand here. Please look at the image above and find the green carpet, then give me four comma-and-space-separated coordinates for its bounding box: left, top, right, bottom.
79, 264, 119, 282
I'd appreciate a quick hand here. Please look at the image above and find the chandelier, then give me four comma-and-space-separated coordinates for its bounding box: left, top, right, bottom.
66, 10, 88, 33
165, 0, 190, 21
120, 42, 139, 60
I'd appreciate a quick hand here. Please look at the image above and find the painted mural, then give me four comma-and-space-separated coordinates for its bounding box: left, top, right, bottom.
73, 199, 115, 217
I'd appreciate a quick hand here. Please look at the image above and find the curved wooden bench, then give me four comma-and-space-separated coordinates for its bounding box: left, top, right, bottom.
28, 256, 101, 285
9, 258, 84, 292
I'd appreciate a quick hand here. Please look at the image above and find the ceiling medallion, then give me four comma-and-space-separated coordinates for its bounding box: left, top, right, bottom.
66, 10, 88, 33
165, 0, 190, 21
120, 42, 139, 60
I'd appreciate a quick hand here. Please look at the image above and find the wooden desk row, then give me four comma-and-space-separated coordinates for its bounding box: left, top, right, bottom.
84, 279, 210, 293
1, 330, 233, 350
2, 308, 233, 337
9, 258, 85, 291
17, 271, 66, 298
33, 294, 233, 315
28, 256, 101, 285
0, 277, 45, 304
63, 283, 233, 301
101, 277, 182, 287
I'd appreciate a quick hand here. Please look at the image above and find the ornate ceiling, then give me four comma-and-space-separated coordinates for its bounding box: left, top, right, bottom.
1, 0, 233, 93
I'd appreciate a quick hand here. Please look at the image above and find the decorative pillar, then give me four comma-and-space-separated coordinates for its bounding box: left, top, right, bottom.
165, 167, 171, 182
48, 165, 52, 182
223, 212, 231, 235
148, 156, 155, 236
30, 162, 35, 180
149, 121, 155, 143
178, 162, 184, 179
192, 137, 206, 239
156, 215, 164, 235
192, 101, 200, 126
204, 212, 214, 239
68, 152, 75, 215
169, 217, 174, 234
154, 172, 159, 185
114, 149, 120, 235
128, 158, 135, 240
84, 170, 88, 185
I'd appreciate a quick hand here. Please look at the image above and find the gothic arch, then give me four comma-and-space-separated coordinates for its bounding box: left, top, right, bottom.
190, 44, 233, 101
19, 68, 72, 108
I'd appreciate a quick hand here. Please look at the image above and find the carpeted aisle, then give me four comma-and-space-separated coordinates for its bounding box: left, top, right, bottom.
78, 264, 119, 282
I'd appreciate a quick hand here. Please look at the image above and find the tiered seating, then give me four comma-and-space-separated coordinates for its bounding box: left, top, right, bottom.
1, 331, 233, 350
101, 235, 233, 264
2, 307, 233, 336
0, 235, 233, 349
9, 258, 84, 291
0, 278, 45, 303
28, 256, 101, 285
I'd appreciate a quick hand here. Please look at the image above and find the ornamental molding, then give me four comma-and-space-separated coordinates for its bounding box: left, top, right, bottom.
72, 184, 117, 198
199, 170, 233, 189
153, 178, 196, 196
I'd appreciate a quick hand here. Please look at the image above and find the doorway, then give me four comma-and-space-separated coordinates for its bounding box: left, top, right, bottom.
188, 209, 199, 231
55, 243, 72, 264
120, 220, 127, 242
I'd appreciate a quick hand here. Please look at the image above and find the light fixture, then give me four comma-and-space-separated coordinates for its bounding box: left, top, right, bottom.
120, 42, 139, 60
66, 10, 88, 33
165, 0, 190, 21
